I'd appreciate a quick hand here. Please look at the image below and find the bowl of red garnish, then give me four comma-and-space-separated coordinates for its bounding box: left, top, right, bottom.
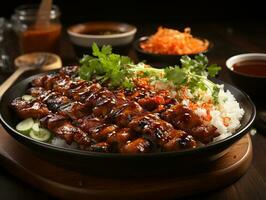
134, 27, 211, 66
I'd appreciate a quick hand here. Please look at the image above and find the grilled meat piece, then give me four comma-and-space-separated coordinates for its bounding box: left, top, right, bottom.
27, 87, 47, 97
105, 101, 144, 127
78, 117, 103, 133
58, 102, 90, 120
121, 138, 152, 153
59, 66, 79, 77
40, 114, 66, 130
32, 73, 58, 89
128, 113, 186, 149
52, 122, 79, 144
138, 96, 165, 111
90, 142, 110, 153
107, 128, 133, 152
68, 83, 101, 102
43, 93, 70, 112
160, 104, 218, 144
161, 105, 202, 129
123, 88, 175, 112
90, 124, 117, 142
11, 98, 49, 119
190, 125, 219, 144
163, 134, 197, 151
40, 114, 95, 147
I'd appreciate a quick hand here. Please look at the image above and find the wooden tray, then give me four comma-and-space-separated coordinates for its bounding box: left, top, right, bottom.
0, 126, 252, 200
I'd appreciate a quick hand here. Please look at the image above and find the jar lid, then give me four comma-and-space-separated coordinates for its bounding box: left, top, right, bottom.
14, 4, 60, 21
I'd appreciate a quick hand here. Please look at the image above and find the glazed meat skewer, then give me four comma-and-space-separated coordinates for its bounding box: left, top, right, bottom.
50, 72, 197, 150
121, 87, 219, 144
11, 66, 201, 153
25, 82, 152, 153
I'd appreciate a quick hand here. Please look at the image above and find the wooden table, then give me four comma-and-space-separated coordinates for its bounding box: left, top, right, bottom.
0, 21, 265, 199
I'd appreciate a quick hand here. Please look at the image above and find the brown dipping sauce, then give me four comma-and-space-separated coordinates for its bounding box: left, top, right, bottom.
233, 60, 266, 77
80, 29, 124, 35
21, 23, 61, 53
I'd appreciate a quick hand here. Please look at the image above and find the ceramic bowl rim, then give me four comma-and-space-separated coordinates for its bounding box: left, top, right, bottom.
226, 53, 266, 78
67, 22, 137, 39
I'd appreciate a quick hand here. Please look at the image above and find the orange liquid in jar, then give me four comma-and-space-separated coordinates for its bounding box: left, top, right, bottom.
21, 23, 61, 53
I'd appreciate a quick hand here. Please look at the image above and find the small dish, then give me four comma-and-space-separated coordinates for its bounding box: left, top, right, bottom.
67, 22, 137, 57
134, 36, 211, 67
226, 53, 266, 97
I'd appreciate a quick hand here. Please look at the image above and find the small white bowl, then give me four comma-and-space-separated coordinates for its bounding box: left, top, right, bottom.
226, 53, 266, 76
67, 22, 137, 47
225, 53, 266, 97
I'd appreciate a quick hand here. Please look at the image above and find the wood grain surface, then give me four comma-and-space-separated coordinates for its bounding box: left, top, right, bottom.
0, 124, 252, 200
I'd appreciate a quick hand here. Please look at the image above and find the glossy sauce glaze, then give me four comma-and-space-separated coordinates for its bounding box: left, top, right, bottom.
10, 66, 220, 153
233, 60, 266, 77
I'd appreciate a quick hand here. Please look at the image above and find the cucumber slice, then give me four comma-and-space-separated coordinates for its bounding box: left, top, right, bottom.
22, 95, 35, 101
30, 128, 51, 142
32, 123, 40, 133
16, 118, 34, 134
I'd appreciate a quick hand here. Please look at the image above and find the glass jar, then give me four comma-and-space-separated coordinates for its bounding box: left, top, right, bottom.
11, 4, 61, 54
0, 18, 13, 73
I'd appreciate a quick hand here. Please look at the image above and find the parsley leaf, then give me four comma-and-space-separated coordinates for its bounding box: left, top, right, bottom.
207, 64, 222, 77
79, 43, 133, 89
164, 66, 187, 86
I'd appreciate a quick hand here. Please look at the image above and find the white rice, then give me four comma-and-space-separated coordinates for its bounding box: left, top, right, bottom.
181, 84, 244, 142
51, 137, 78, 149
211, 85, 244, 141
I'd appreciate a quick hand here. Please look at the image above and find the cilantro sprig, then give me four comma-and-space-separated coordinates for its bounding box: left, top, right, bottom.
79, 43, 221, 103
164, 54, 221, 102
79, 43, 134, 88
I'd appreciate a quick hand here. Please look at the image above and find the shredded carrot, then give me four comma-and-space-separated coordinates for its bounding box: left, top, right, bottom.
203, 110, 212, 122
134, 77, 153, 89
179, 87, 189, 99
223, 117, 231, 127
201, 102, 213, 110
189, 102, 199, 110
140, 27, 209, 55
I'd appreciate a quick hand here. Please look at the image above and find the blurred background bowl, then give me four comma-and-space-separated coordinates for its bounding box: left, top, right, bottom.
68, 21, 137, 58
226, 53, 266, 98
133, 36, 211, 67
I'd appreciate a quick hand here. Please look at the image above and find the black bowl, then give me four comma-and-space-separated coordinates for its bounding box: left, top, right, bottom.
133, 36, 211, 67
0, 73, 256, 177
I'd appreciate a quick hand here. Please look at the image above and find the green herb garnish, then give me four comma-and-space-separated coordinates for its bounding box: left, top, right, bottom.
79, 43, 133, 88
79, 43, 221, 103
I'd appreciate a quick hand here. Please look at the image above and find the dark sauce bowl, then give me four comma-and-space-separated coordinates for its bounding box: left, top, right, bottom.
226, 53, 266, 98
226, 53, 266, 131
68, 22, 137, 57
133, 36, 212, 67
0, 72, 256, 177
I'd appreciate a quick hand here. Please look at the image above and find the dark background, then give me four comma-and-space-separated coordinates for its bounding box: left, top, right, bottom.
0, 1, 266, 200
1, 0, 266, 24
